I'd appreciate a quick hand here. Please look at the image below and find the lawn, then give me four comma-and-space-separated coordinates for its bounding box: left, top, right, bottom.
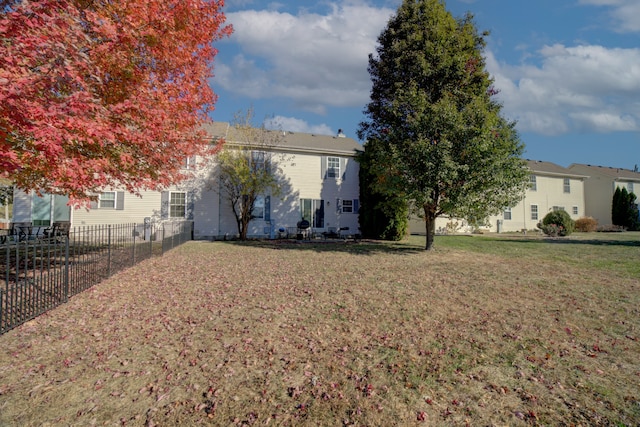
0, 233, 638, 426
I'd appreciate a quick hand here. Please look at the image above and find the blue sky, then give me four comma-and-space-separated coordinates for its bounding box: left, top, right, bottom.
210, 0, 640, 170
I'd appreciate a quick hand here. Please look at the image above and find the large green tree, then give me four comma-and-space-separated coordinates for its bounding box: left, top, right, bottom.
358, 0, 528, 250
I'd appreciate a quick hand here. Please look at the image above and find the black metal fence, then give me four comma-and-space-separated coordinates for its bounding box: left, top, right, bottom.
1, 221, 193, 334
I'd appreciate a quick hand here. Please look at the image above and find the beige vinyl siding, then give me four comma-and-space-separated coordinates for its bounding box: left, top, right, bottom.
73, 191, 162, 226
568, 164, 640, 227
488, 174, 586, 232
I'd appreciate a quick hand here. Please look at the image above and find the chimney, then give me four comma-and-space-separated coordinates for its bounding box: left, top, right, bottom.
337, 128, 346, 138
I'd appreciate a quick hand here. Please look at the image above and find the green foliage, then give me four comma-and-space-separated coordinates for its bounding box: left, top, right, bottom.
357, 0, 528, 250
611, 187, 639, 231
217, 109, 283, 240
612, 187, 623, 226
574, 216, 598, 232
538, 210, 575, 236
357, 144, 408, 240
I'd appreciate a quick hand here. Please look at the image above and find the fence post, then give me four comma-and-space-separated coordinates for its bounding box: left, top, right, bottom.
132, 223, 136, 266
107, 225, 112, 278
64, 235, 70, 302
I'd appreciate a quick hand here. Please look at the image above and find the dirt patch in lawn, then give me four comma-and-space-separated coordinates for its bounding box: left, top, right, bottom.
0, 239, 638, 426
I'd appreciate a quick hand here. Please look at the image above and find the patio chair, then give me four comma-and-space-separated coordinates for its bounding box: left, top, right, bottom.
43, 221, 71, 242
9, 222, 33, 242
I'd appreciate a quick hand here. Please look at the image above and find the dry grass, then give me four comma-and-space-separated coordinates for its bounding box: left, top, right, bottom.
0, 234, 639, 426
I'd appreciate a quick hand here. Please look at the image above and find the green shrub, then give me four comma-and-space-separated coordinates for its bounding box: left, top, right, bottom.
538, 210, 575, 236
574, 216, 598, 232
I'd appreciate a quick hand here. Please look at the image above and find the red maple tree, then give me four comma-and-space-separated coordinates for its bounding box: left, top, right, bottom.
0, 0, 232, 203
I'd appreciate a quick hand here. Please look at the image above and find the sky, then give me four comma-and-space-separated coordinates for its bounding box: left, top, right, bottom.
209, 0, 640, 171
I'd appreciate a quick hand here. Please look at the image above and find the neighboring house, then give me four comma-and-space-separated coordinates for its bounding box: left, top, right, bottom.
489, 160, 587, 233
52, 122, 361, 239
567, 164, 640, 227
409, 160, 588, 234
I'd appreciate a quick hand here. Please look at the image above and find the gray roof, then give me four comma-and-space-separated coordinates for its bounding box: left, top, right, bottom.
526, 160, 588, 179
569, 163, 640, 182
203, 122, 362, 157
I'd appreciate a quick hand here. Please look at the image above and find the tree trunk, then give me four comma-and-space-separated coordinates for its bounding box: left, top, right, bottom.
239, 215, 249, 240
424, 207, 436, 251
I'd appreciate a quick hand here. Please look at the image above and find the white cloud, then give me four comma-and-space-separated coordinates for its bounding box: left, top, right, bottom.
217, 3, 394, 113
486, 45, 640, 134
579, 0, 640, 32
265, 115, 335, 135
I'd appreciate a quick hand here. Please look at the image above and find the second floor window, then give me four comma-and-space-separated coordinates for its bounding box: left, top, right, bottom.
251, 151, 267, 172
563, 178, 571, 193
327, 157, 340, 178
530, 175, 537, 191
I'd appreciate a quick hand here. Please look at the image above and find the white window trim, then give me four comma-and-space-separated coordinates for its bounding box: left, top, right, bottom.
530, 175, 537, 191
169, 191, 187, 218
99, 192, 116, 209
327, 156, 340, 179
503, 207, 512, 220
252, 195, 265, 219
563, 178, 571, 194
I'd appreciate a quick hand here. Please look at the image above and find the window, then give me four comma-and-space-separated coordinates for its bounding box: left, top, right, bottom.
182, 156, 196, 170
573, 206, 579, 215
0, 185, 13, 224
99, 192, 116, 209
552, 206, 565, 212
301, 199, 324, 228
342, 200, 353, 213
531, 205, 538, 221
252, 195, 265, 219
251, 151, 267, 172
32, 194, 51, 226
327, 157, 340, 178
529, 175, 537, 191
563, 178, 570, 193
503, 207, 512, 220
169, 192, 186, 218
628, 182, 634, 193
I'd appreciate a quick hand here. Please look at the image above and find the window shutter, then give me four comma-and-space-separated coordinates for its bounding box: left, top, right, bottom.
116, 192, 125, 210
341, 158, 347, 181
265, 195, 271, 221
161, 191, 169, 220
354, 199, 359, 214
186, 191, 195, 220
321, 156, 327, 179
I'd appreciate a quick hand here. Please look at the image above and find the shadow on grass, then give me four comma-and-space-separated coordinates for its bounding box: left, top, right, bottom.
198, 238, 426, 255
478, 233, 640, 248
